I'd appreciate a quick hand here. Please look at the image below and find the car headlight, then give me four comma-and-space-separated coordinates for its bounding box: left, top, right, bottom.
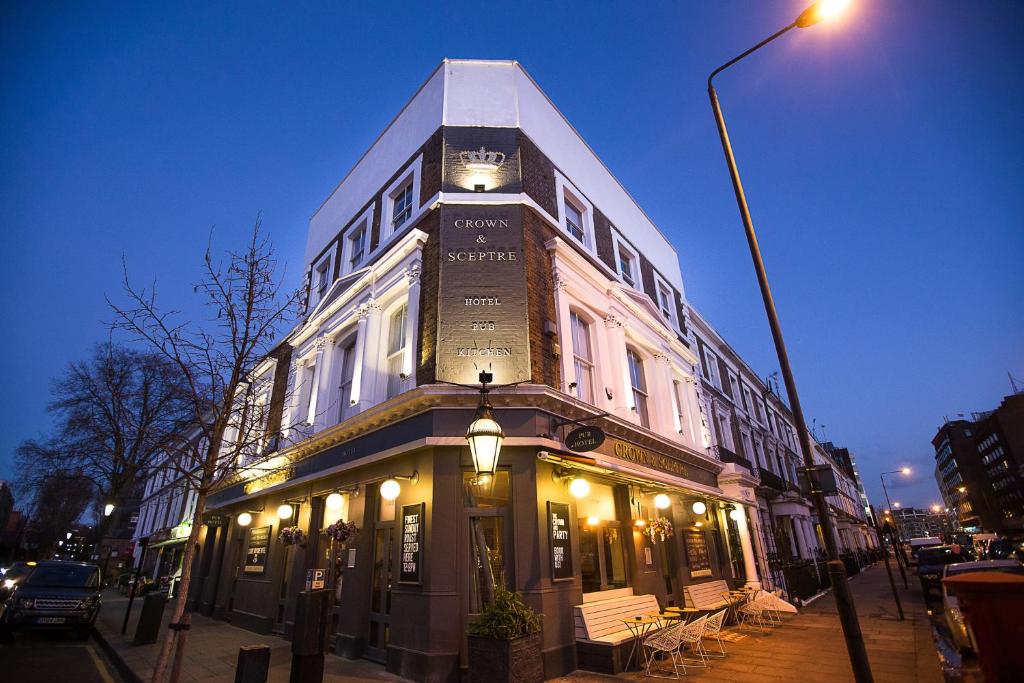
17, 597, 34, 609
3, 579, 15, 589
82, 596, 99, 607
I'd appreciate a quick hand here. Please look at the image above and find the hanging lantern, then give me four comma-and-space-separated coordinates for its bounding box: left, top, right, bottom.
465, 380, 503, 476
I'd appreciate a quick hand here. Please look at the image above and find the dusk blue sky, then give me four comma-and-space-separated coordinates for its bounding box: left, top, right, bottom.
2, 1, 1021, 512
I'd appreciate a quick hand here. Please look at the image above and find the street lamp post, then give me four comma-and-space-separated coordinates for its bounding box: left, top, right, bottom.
880, 469, 911, 573
705, 2, 872, 681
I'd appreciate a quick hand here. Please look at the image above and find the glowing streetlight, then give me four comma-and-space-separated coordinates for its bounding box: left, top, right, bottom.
900, 467, 911, 475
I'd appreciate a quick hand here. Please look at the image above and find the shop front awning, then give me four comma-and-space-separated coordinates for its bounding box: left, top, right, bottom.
538, 450, 747, 505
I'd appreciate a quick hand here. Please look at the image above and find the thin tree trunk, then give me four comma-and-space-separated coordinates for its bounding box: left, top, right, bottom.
150, 492, 207, 683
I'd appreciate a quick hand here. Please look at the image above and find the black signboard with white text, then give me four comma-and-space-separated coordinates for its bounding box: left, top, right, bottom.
548, 502, 574, 581
565, 425, 605, 453
399, 503, 424, 584
244, 525, 271, 575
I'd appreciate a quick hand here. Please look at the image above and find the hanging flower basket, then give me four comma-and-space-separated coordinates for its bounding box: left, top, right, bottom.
324, 519, 359, 545
645, 517, 674, 544
279, 526, 307, 547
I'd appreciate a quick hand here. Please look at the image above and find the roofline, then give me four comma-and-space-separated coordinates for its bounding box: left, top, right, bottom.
308, 58, 679, 263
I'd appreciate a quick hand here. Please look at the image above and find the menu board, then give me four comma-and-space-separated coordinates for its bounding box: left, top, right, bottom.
684, 529, 712, 578
399, 503, 424, 584
548, 502, 573, 581
244, 525, 271, 575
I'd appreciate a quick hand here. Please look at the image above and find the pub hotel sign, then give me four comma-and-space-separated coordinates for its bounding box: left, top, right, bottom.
436, 205, 531, 385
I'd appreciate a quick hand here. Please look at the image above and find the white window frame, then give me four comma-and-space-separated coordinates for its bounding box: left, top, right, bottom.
311, 250, 334, 309
653, 273, 678, 329
611, 229, 642, 292
381, 155, 423, 241
385, 301, 409, 400
703, 348, 722, 390
554, 171, 595, 251
626, 346, 650, 429
340, 205, 375, 276
569, 309, 596, 404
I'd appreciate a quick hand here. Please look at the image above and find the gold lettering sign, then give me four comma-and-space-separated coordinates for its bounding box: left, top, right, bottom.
243, 468, 290, 495
611, 440, 690, 479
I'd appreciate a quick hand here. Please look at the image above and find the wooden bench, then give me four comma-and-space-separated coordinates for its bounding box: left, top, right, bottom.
573, 591, 662, 674
683, 579, 731, 611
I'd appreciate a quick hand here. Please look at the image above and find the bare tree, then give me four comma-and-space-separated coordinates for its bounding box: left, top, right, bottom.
15, 344, 191, 543
110, 220, 299, 683
19, 469, 94, 560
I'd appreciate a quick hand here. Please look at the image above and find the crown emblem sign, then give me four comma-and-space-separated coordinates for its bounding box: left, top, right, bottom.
460, 146, 506, 170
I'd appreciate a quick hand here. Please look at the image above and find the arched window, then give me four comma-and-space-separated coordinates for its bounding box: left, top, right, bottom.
626, 348, 649, 428
570, 311, 595, 403
386, 303, 408, 399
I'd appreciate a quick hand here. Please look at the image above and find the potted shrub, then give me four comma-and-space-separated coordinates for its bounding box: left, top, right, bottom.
467, 588, 543, 683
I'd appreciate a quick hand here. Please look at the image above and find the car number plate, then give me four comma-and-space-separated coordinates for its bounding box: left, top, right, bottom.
37, 617, 66, 624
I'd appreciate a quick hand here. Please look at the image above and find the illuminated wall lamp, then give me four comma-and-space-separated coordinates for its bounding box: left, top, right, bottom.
380, 471, 419, 501
654, 493, 671, 510
586, 516, 600, 527
237, 512, 253, 527
325, 492, 344, 510
691, 501, 707, 515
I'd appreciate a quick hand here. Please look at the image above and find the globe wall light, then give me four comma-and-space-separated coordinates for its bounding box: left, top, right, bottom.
569, 477, 591, 499
277, 504, 294, 520
729, 508, 743, 522
586, 516, 600, 527
691, 501, 707, 515
654, 494, 671, 510
237, 512, 253, 527
380, 479, 401, 501
325, 492, 344, 510
466, 373, 503, 477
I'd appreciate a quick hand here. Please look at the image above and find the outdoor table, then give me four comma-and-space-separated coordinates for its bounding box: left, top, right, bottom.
664, 606, 700, 623
649, 611, 683, 628
621, 616, 660, 671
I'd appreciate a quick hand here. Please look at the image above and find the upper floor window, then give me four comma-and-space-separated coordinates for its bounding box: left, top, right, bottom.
565, 199, 585, 243
626, 348, 650, 429
740, 385, 752, 412
348, 223, 367, 271
752, 399, 764, 424
618, 249, 636, 287
570, 311, 595, 403
337, 337, 357, 422
703, 348, 722, 390
671, 380, 687, 435
728, 373, 739, 401
391, 182, 414, 230
386, 304, 408, 399
657, 285, 673, 320
315, 261, 331, 298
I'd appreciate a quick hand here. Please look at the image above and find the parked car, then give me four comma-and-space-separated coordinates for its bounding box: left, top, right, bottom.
917, 545, 974, 596
0, 561, 36, 602
909, 537, 944, 563
985, 538, 1024, 561
0, 560, 102, 639
941, 559, 1024, 652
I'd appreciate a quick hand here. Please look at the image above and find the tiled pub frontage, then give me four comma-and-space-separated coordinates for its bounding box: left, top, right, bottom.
187, 389, 761, 681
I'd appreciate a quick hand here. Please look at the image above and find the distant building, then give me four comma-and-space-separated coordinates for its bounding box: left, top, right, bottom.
932, 391, 1024, 534
891, 507, 952, 540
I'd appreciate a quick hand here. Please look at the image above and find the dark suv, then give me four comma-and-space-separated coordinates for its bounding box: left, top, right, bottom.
917, 545, 974, 596
0, 561, 102, 638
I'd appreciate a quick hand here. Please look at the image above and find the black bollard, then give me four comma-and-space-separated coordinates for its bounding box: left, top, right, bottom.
235, 645, 271, 683
290, 589, 329, 683
133, 591, 168, 645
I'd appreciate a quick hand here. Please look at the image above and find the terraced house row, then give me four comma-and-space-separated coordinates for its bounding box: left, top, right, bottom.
131, 59, 878, 681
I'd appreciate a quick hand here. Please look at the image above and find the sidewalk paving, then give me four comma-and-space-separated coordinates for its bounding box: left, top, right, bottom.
93, 592, 409, 683
95, 565, 942, 683
555, 564, 944, 683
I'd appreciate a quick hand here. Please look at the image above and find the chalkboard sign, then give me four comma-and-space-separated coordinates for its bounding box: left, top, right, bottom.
399, 503, 424, 584
548, 502, 574, 581
684, 529, 712, 578
244, 525, 271, 575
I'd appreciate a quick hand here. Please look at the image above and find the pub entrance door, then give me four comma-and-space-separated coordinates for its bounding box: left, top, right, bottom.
365, 524, 395, 662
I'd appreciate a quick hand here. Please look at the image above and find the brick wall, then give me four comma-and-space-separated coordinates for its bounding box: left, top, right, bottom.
265, 342, 294, 446
523, 206, 561, 389
519, 132, 558, 218
593, 207, 615, 271
415, 209, 440, 386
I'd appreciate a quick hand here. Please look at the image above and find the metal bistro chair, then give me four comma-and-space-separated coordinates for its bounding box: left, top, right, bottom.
701, 608, 729, 659
642, 620, 687, 679
738, 595, 770, 630
677, 614, 709, 672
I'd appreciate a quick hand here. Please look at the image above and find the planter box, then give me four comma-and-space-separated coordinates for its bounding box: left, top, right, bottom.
468, 632, 543, 683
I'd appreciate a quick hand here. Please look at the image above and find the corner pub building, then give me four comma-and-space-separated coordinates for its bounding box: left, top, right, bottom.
154, 60, 789, 681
